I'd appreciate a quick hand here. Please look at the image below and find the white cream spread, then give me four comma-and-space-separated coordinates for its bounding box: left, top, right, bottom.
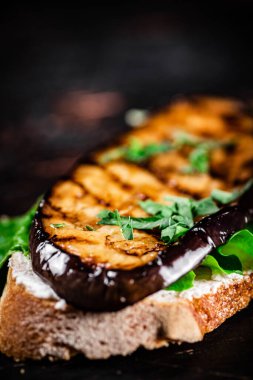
9, 252, 66, 310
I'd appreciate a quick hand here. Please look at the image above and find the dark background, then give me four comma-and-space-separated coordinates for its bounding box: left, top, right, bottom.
0, 1, 253, 379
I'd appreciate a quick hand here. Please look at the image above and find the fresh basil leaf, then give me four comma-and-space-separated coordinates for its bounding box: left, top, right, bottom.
166, 270, 196, 291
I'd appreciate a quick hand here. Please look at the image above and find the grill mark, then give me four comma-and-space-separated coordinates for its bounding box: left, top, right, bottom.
71, 176, 112, 207
46, 200, 91, 226
40, 213, 52, 219
134, 162, 197, 197
69, 179, 89, 195
143, 151, 226, 196
53, 235, 94, 244
103, 163, 168, 203
102, 154, 192, 198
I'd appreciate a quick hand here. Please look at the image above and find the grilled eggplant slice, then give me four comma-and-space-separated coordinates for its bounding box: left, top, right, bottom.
30, 97, 253, 311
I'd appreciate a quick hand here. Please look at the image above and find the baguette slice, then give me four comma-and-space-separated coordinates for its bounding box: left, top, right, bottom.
0, 252, 253, 361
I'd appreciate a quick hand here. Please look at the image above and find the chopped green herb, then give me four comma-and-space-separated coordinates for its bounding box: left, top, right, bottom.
98, 147, 126, 164
98, 180, 251, 245
99, 139, 172, 164
174, 132, 229, 174
186, 145, 210, 174
121, 217, 134, 240
99, 132, 235, 176
98, 194, 219, 244
161, 224, 189, 244
50, 223, 66, 229
173, 131, 202, 147
192, 197, 219, 216
165, 195, 218, 218
139, 199, 173, 218
85, 225, 95, 231
211, 179, 253, 204
97, 210, 134, 240
125, 139, 171, 163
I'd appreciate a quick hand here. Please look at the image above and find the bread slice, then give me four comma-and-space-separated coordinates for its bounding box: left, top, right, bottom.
0, 252, 252, 361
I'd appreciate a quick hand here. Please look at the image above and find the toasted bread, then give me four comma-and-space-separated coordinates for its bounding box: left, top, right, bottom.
0, 253, 252, 360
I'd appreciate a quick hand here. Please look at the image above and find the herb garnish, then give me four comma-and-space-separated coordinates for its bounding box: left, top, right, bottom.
98, 180, 252, 242
183, 145, 210, 174
99, 139, 171, 164
211, 179, 253, 204
99, 132, 232, 174
50, 223, 66, 229
98, 196, 218, 243
85, 225, 95, 231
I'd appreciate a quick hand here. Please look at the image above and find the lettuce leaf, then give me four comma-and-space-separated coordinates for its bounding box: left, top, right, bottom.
0, 202, 39, 268
166, 270, 196, 291
218, 229, 253, 271
201, 254, 228, 275
167, 226, 253, 292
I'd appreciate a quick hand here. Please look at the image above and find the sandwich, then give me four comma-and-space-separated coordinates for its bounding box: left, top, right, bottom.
0, 96, 253, 360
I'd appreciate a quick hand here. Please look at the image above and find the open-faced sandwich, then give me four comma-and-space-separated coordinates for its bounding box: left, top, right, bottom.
0, 96, 253, 360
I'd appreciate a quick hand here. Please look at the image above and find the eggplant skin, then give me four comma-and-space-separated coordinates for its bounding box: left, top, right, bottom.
30, 194, 252, 311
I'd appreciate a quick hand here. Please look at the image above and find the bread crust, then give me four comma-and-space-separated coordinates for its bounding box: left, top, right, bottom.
0, 268, 252, 360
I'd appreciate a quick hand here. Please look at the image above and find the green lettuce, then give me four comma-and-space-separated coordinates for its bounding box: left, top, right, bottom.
166, 270, 196, 291
0, 202, 39, 268
218, 228, 253, 271
168, 226, 253, 292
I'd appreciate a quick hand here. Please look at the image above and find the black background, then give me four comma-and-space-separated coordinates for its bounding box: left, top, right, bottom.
0, 1, 253, 379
